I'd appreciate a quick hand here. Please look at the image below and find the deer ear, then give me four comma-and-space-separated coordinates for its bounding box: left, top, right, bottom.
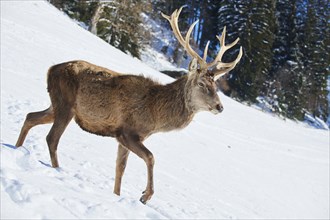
188, 58, 199, 79
188, 58, 198, 72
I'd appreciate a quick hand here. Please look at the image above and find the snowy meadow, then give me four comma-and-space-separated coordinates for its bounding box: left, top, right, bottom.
1, 1, 329, 219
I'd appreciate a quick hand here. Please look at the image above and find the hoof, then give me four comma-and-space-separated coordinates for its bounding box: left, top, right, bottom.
139, 190, 153, 204
139, 196, 147, 205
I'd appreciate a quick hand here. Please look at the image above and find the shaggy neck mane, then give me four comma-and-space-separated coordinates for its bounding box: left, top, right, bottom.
150, 76, 194, 131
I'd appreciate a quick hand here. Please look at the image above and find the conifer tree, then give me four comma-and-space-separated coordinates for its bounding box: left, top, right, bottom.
49, 0, 151, 58
301, 0, 329, 120
269, 0, 306, 119
96, 0, 152, 58
218, 0, 276, 102
199, 1, 219, 57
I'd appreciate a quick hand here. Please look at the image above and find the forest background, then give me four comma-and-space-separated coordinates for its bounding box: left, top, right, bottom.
48, 0, 329, 126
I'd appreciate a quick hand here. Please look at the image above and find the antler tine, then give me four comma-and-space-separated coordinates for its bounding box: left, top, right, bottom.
206, 26, 228, 68
213, 46, 243, 81
220, 26, 226, 46
161, 8, 184, 46
203, 41, 210, 61
207, 26, 242, 78
216, 46, 243, 68
184, 20, 205, 64
161, 6, 205, 67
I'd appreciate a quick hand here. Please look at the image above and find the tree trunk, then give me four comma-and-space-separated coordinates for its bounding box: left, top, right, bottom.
89, 2, 104, 35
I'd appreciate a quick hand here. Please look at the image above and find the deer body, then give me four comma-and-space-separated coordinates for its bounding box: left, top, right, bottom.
49, 60, 195, 138
15, 7, 242, 204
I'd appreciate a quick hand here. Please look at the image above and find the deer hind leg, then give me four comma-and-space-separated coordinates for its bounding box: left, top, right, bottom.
46, 107, 74, 168
116, 131, 154, 204
113, 144, 130, 196
16, 106, 54, 147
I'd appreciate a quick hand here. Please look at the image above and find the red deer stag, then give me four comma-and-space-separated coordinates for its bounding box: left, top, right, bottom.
15, 7, 242, 204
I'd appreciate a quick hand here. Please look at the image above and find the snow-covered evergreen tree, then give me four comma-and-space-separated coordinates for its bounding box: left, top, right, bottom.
301, 0, 329, 120
49, 0, 151, 58
268, 0, 306, 120
218, 0, 276, 102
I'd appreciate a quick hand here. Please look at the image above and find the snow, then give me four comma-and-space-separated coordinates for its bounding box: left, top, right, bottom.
1, 1, 329, 219
140, 13, 190, 71
140, 46, 179, 72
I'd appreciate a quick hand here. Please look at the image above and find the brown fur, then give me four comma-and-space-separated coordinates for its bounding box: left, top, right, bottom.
15, 59, 223, 204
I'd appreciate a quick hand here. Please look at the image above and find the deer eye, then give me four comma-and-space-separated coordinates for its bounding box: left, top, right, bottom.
197, 82, 205, 88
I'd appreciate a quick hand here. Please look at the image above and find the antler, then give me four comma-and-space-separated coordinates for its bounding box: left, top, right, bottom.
161, 6, 243, 80
210, 27, 243, 80
161, 7, 206, 68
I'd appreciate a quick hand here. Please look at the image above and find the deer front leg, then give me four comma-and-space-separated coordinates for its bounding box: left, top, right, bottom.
113, 144, 130, 196
116, 132, 154, 204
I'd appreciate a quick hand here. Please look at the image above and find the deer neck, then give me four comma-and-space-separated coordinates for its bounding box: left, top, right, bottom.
152, 76, 195, 132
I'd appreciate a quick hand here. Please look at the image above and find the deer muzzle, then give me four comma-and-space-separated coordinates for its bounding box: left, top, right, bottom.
209, 103, 223, 114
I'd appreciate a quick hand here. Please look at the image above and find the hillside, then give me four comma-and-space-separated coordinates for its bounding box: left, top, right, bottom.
1, 1, 329, 219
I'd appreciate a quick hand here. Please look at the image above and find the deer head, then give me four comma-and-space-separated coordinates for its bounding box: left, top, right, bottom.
162, 6, 243, 114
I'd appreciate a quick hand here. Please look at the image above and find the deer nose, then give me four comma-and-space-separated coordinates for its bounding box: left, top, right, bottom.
215, 104, 224, 113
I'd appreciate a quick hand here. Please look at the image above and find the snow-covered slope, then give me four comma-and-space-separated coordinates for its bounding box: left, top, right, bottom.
1, 1, 329, 219
139, 13, 190, 72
